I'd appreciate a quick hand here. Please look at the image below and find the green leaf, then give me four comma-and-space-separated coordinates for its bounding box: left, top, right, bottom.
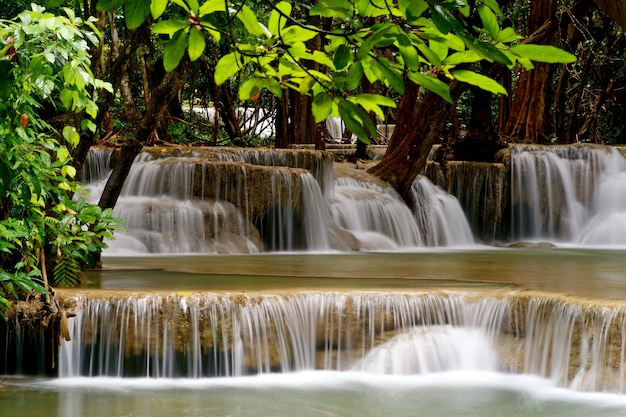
397, 34, 419, 69
57, 145, 71, 162
355, 0, 393, 18
214, 52, 241, 85
477, 4, 499, 39
62, 165, 77, 178
338, 100, 371, 144
453, 69, 507, 95
333, 44, 352, 71
351, 93, 396, 120
236, 5, 266, 37
310, 0, 353, 19
268, 1, 291, 35
152, 19, 190, 35
151, 0, 168, 18
399, 0, 427, 23
464, 36, 512, 65
163, 29, 188, 72
188, 27, 206, 61
186, 0, 200, 14
312, 92, 333, 123
281, 26, 318, 44
376, 58, 405, 94
480, 0, 502, 15
239, 78, 263, 100
124, 0, 151, 29
96, 0, 125, 11
60, 88, 73, 109
345, 61, 364, 91
443, 50, 482, 66
429, 4, 465, 34
509, 44, 576, 64
63, 126, 80, 146
357, 24, 393, 60
199, 0, 227, 15
495, 27, 521, 43
407, 72, 452, 103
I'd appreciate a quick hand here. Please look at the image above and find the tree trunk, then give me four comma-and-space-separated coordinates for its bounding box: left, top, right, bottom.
502, 0, 556, 143
98, 61, 190, 211
454, 84, 507, 161
368, 81, 458, 204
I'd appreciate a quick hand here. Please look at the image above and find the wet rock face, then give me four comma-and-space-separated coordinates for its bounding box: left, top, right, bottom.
424, 160, 509, 242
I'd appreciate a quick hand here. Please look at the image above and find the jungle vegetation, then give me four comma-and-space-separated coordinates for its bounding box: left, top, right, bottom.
0, 0, 623, 316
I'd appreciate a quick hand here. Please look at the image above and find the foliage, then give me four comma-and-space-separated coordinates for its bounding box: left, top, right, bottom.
95, 0, 576, 144
0, 5, 123, 316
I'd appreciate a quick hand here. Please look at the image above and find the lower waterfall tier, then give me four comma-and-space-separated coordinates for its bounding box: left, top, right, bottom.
35, 290, 626, 394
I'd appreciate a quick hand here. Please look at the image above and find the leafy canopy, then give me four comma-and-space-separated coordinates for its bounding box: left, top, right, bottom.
96, 0, 576, 143
0, 5, 122, 317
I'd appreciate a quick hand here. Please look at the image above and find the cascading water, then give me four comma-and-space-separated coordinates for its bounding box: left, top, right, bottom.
55, 291, 626, 394
510, 144, 626, 245
82, 147, 474, 253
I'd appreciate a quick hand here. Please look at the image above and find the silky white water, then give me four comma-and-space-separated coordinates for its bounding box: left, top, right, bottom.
83, 148, 474, 254
510, 144, 626, 245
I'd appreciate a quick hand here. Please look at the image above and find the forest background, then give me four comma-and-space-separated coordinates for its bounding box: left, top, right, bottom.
0, 0, 623, 319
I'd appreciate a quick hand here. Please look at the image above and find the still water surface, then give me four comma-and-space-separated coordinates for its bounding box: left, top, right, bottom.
84, 248, 626, 299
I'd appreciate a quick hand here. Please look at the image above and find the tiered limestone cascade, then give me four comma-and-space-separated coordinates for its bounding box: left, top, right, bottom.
424, 160, 508, 242
112, 149, 332, 253
424, 143, 626, 245
509, 144, 626, 243
53, 290, 626, 393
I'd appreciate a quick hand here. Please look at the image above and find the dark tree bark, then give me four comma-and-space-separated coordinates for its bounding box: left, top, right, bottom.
502, 0, 556, 143
98, 60, 190, 210
368, 81, 460, 204
454, 79, 507, 161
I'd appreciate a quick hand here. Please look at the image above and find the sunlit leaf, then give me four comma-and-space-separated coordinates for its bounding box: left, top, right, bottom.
312, 92, 333, 123
214, 52, 241, 85
152, 19, 190, 35
199, 0, 227, 15
453, 69, 507, 95
188, 27, 206, 61
477, 4, 499, 39
151, 0, 168, 18
268, 1, 291, 35
236, 5, 266, 37
407, 71, 452, 103
509, 44, 576, 64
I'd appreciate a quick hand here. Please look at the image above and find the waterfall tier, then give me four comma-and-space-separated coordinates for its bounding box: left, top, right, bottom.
510, 144, 626, 244
84, 147, 473, 253
52, 290, 626, 393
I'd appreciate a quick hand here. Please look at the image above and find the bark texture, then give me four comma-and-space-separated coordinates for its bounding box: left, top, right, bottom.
368, 81, 457, 204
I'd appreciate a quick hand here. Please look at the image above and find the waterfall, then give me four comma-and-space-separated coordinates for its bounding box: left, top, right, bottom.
410, 177, 475, 246
81, 147, 474, 253
425, 161, 507, 242
510, 144, 626, 244
330, 177, 424, 248
56, 291, 626, 393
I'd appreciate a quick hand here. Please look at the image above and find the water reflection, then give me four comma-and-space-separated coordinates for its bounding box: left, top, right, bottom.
83, 249, 626, 299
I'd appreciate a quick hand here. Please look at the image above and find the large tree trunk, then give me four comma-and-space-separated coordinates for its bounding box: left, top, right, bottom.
368, 81, 458, 204
502, 0, 556, 143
